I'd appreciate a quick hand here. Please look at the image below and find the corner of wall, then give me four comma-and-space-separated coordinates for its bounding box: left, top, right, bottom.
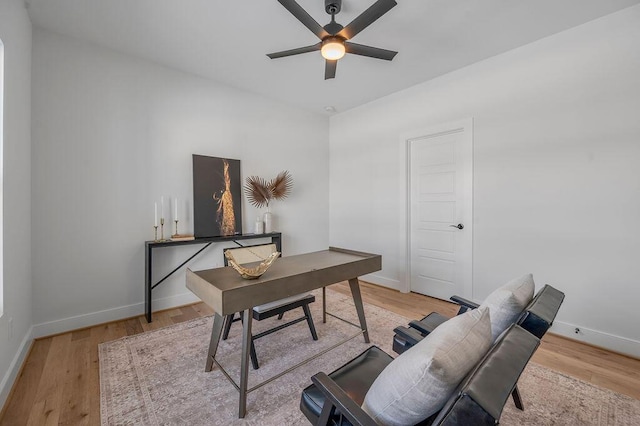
0, 326, 33, 414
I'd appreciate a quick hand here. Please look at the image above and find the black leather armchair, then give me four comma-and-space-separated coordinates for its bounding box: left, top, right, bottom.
392, 284, 564, 410
300, 324, 540, 426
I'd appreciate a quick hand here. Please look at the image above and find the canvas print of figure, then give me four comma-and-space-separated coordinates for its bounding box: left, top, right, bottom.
193, 155, 243, 237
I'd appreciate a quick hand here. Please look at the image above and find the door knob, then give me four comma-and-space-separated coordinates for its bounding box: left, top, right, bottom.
449, 224, 464, 230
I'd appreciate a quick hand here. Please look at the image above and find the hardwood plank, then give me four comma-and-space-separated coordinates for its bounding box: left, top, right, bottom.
169, 305, 201, 324
0, 339, 51, 425
70, 329, 91, 342
123, 318, 144, 336
25, 334, 72, 425
58, 336, 91, 425
192, 302, 215, 317
140, 310, 173, 332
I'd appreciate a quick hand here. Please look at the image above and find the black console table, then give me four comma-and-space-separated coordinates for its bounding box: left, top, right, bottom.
144, 232, 282, 322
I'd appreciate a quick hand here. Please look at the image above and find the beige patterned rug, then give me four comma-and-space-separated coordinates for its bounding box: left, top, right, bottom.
99, 289, 639, 425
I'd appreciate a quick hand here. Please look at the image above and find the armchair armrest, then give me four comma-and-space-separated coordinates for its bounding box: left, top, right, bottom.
408, 320, 433, 335
392, 326, 425, 346
311, 373, 378, 426
517, 284, 565, 338
409, 311, 450, 335
450, 295, 480, 314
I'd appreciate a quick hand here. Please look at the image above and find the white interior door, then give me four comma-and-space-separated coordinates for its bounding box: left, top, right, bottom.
408, 120, 473, 300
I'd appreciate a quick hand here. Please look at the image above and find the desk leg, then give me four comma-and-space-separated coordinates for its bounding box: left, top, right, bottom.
205, 313, 225, 372
348, 278, 370, 343
322, 287, 327, 323
239, 309, 253, 418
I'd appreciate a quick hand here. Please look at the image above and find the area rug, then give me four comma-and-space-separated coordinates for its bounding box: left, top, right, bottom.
501, 364, 640, 425
99, 289, 640, 425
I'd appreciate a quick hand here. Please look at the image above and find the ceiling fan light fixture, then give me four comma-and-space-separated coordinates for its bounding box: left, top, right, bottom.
267, 0, 398, 78
321, 37, 346, 60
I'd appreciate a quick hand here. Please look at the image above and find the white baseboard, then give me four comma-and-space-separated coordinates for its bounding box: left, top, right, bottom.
547, 321, 639, 358
361, 273, 401, 291
0, 326, 34, 411
31, 292, 201, 339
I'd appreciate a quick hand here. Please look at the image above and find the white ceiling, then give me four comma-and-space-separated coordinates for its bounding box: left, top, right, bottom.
26, 0, 640, 114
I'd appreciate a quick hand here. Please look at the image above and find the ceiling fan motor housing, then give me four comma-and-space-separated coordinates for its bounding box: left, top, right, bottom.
325, 0, 342, 15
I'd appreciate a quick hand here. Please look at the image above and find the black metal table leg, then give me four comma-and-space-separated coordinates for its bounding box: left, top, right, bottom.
145, 244, 153, 322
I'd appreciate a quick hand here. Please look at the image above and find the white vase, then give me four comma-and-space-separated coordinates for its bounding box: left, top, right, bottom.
263, 211, 273, 233
254, 216, 264, 234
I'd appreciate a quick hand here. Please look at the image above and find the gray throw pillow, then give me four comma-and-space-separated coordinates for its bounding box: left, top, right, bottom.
480, 273, 535, 341
361, 307, 492, 426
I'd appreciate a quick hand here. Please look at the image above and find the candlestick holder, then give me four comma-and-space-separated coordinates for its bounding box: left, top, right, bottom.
172, 219, 179, 237
160, 218, 165, 241
154, 225, 159, 242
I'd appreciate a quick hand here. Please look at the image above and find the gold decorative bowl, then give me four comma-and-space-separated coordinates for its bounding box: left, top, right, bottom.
225, 251, 280, 279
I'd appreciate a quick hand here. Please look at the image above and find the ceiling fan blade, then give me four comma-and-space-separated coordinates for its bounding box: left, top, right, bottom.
267, 43, 322, 59
325, 60, 337, 80
345, 42, 397, 61
337, 0, 397, 40
277, 0, 330, 40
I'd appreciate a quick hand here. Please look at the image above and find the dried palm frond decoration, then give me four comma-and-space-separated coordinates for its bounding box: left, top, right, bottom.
244, 175, 272, 208
269, 170, 293, 201
225, 250, 280, 279
244, 170, 293, 208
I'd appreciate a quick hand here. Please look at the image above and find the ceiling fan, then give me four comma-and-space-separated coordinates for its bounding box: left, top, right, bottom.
267, 0, 398, 79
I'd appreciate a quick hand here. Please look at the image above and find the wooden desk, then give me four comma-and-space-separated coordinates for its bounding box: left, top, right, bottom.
186, 247, 382, 418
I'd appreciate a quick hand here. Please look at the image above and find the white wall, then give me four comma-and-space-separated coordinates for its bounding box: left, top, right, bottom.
329, 6, 640, 356
0, 0, 33, 408
31, 29, 329, 335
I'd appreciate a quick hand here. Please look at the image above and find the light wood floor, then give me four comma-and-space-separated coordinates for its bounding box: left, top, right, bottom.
1, 282, 638, 425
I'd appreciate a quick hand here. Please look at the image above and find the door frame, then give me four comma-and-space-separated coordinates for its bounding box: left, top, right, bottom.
397, 118, 474, 298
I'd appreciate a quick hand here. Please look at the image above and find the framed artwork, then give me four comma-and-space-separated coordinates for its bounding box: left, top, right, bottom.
192, 154, 243, 237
